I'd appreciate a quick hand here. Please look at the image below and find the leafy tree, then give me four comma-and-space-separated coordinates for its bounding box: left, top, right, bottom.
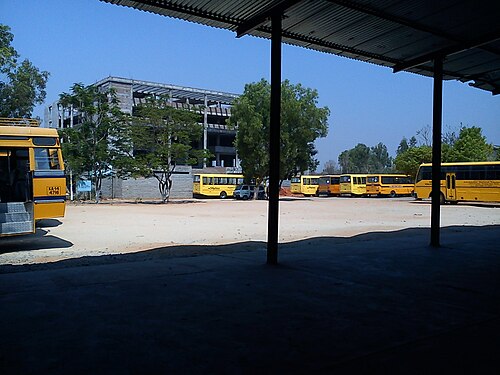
0, 24, 49, 118
395, 124, 493, 175
348, 143, 371, 172
446, 126, 493, 162
369, 142, 392, 172
396, 137, 409, 155
228, 79, 329, 184
0, 25, 17, 73
338, 149, 351, 173
322, 160, 340, 174
59, 83, 123, 202
113, 95, 206, 203
338, 142, 392, 173
394, 146, 432, 177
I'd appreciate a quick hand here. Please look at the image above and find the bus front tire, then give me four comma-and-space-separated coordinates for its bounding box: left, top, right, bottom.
220, 191, 227, 199
390, 190, 396, 198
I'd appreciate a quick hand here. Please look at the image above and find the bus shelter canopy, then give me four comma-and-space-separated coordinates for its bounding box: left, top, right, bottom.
102, 0, 500, 94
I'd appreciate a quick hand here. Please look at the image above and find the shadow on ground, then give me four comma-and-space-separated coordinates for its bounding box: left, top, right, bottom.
0, 225, 499, 374
0, 227, 73, 253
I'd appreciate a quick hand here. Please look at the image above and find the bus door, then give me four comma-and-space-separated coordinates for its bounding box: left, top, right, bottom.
445, 173, 456, 201
32, 148, 66, 219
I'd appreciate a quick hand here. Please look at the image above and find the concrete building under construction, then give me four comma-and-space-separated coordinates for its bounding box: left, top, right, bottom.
45, 76, 240, 169
44, 77, 241, 199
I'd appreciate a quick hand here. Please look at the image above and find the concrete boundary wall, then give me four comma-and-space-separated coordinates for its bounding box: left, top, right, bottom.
101, 166, 193, 199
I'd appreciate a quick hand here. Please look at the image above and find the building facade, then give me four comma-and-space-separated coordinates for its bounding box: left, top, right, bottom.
45, 76, 240, 168
44, 77, 242, 199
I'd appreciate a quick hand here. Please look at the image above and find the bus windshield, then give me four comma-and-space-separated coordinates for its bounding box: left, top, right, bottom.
340, 176, 350, 183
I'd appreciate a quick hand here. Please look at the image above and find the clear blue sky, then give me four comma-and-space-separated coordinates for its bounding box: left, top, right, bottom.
2, 0, 499, 168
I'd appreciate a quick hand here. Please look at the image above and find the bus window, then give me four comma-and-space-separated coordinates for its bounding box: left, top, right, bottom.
33, 137, 58, 147
34, 148, 60, 170
193, 175, 200, 182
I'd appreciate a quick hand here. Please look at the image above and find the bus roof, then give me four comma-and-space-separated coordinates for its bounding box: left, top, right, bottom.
0, 125, 59, 137
419, 161, 500, 167
366, 173, 410, 177
0, 118, 39, 127
193, 173, 244, 177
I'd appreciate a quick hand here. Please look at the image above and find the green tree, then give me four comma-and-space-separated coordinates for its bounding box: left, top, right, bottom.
394, 145, 432, 177
448, 126, 493, 162
396, 137, 409, 155
348, 143, 371, 173
113, 95, 206, 203
59, 83, 123, 202
338, 149, 351, 173
369, 142, 392, 172
228, 79, 329, 184
338, 143, 392, 173
0, 24, 49, 118
322, 160, 340, 174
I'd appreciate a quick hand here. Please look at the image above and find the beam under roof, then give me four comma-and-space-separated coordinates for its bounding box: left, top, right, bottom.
236, 0, 302, 37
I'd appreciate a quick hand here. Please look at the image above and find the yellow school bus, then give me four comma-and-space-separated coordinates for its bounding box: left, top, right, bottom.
366, 174, 414, 197
340, 174, 367, 196
317, 175, 341, 196
193, 173, 244, 199
414, 162, 500, 204
290, 175, 321, 196
0, 118, 66, 237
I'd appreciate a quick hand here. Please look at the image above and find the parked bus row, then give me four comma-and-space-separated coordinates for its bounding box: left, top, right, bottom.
292, 174, 414, 197
1, 118, 66, 238
193, 161, 500, 204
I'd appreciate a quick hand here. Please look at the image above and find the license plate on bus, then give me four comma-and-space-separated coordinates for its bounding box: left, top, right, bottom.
47, 186, 61, 195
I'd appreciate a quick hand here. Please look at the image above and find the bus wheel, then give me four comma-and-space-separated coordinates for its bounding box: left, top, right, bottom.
429, 192, 446, 204
390, 190, 396, 198
220, 191, 227, 199
440, 193, 446, 205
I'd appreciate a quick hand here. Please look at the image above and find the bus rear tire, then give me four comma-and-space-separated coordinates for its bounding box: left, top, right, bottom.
390, 190, 396, 198
220, 191, 227, 199
429, 192, 446, 204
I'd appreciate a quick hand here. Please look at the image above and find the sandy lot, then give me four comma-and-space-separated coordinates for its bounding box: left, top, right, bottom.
1, 197, 499, 265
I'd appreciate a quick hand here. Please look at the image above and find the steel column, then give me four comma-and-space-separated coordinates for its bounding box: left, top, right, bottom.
267, 13, 282, 265
203, 94, 208, 168
431, 57, 443, 247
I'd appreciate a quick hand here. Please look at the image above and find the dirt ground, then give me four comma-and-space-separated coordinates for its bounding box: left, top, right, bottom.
1, 196, 499, 265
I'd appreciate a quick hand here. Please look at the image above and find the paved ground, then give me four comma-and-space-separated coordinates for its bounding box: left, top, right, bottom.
1, 197, 499, 265
0, 198, 499, 374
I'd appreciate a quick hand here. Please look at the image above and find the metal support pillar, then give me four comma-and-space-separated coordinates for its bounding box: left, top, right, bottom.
430, 57, 443, 247
203, 94, 208, 168
267, 13, 282, 265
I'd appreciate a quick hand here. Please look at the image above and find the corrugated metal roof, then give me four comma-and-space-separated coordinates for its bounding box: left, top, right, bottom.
101, 0, 500, 94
